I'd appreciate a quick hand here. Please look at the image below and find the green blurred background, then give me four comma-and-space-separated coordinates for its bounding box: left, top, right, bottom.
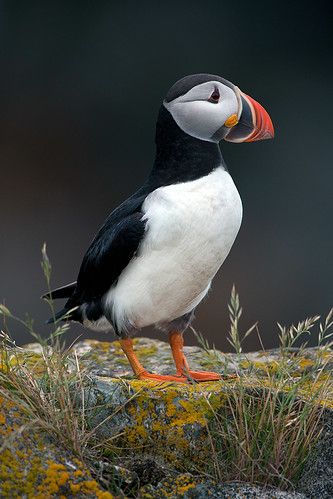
1, 1, 332, 349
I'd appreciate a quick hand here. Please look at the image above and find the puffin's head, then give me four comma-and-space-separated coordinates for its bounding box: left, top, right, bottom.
164, 73, 274, 143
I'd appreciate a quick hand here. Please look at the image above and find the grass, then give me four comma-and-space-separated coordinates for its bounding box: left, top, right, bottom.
0, 245, 134, 496
194, 286, 333, 489
0, 245, 95, 459
0, 250, 332, 495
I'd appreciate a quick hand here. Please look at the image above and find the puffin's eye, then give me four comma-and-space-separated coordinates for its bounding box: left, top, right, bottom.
208, 88, 220, 103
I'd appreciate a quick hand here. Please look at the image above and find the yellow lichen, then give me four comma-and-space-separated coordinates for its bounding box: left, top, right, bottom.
70, 479, 114, 498
298, 358, 314, 368
1, 339, 333, 496
0, 351, 45, 375
110, 379, 226, 466
85, 339, 112, 352
0, 395, 113, 498
240, 359, 280, 373
104, 367, 333, 467
36, 461, 70, 496
140, 473, 198, 497
82, 338, 158, 363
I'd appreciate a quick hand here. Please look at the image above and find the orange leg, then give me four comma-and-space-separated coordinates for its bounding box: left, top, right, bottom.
120, 338, 188, 382
169, 331, 221, 381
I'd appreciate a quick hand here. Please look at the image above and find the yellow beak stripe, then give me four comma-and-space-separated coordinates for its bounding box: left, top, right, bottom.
224, 114, 239, 128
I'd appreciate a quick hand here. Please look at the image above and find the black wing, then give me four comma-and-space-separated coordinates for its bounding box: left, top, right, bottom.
45, 188, 149, 323
69, 211, 146, 308
65, 188, 149, 311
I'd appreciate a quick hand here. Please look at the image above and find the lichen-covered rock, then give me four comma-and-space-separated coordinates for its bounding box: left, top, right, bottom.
70, 337, 333, 384
0, 394, 113, 498
87, 377, 225, 468
93, 461, 139, 496
138, 473, 306, 498
64, 338, 333, 468
14, 337, 333, 498
297, 409, 333, 499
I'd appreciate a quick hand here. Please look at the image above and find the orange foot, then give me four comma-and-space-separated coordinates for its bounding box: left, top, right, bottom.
137, 371, 188, 383
186, 370, 221, 381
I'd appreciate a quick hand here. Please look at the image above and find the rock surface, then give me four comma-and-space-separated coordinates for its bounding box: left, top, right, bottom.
296, 409, 333, 498
70, 337, 333, 381
0, 394, 113, 498
2, 337, 333, 498
138, 474, 307, 498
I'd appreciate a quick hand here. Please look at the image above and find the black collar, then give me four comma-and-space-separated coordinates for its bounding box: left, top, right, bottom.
147, 105, 226, 189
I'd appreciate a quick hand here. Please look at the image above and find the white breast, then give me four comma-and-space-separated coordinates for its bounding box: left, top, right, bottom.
106, 167, 242, 332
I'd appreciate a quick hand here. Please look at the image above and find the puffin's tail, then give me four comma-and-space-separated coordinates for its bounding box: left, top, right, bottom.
42, 281, 78, 324
46, 307, 69, 324
41, 281, 77, 300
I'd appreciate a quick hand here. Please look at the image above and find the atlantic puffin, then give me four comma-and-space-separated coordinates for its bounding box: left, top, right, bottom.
43, 73, 274, 382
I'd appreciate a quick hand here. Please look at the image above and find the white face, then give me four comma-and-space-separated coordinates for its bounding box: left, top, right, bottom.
164, 81, 241, 142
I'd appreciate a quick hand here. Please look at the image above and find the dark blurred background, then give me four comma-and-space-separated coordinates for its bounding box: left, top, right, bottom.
1, 1, 332, 350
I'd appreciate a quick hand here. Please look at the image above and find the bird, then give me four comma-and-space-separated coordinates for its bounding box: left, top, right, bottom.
43, 73, 274, 383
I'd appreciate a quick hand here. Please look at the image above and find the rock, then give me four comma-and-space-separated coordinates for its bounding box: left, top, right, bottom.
297, 409, 333, 498
69, 338, 333, 468
138, 473, 307, 498
86, 376, 225, 468
93, 461, 139, 496
4, 337, 333, 498
70, 337, 333, 380
0, 393, 113, 498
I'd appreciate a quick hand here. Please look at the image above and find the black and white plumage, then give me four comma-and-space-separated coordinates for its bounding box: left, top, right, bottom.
44, 74, 274, 348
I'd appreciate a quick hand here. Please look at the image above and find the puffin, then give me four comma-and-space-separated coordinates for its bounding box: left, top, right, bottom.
43, 73, 274, 382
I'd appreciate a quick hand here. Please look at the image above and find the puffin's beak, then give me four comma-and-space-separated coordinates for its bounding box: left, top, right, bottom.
225, 90, 274, 143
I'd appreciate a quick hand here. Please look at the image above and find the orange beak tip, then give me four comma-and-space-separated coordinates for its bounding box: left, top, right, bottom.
242, 92, 274, 143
